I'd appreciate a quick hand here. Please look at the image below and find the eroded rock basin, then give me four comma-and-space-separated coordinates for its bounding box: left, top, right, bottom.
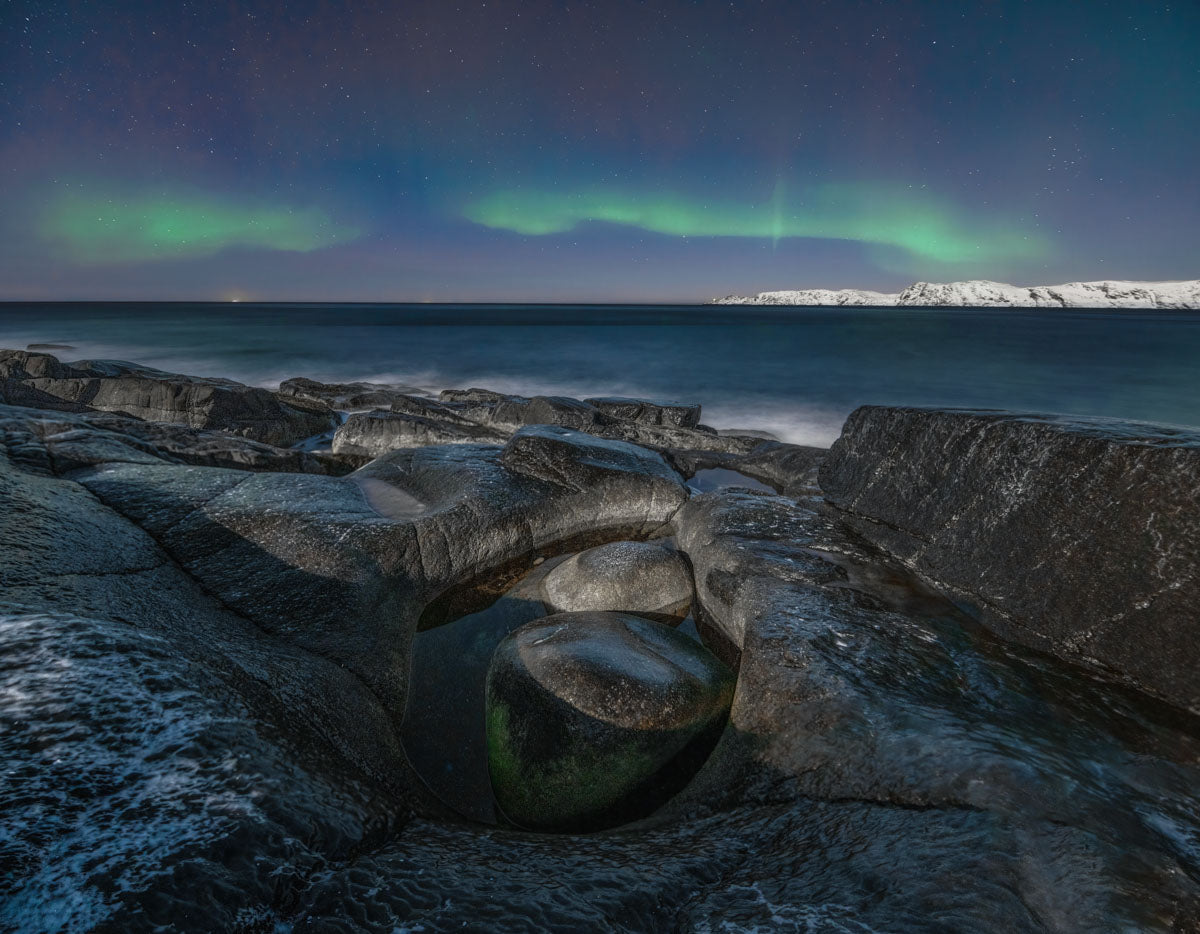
402, 541, 727, 830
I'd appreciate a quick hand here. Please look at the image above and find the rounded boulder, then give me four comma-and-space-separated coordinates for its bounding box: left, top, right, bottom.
485, 611, 735, 832
540, 540, 693, 621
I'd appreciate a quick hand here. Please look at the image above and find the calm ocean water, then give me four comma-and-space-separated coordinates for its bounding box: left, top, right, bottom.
1, 302, 1198, 446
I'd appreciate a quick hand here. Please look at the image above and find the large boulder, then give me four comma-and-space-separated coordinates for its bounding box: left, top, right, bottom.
541, 539, 693, 620
485, 611, 735, 831
819, 406, 1200, 714
0, 349, 336, 446
670, 487, 1200, 929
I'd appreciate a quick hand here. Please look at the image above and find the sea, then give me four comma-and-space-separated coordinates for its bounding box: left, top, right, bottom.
1, 302, 1199, 445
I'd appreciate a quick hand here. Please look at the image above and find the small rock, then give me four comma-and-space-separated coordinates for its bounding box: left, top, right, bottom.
485, 611, 735, 831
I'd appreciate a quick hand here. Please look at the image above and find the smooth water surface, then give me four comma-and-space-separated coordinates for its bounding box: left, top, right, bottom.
2, 302, 1198, 445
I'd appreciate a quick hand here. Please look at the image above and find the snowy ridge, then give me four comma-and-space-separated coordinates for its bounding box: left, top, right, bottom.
713, 279, 1200, 309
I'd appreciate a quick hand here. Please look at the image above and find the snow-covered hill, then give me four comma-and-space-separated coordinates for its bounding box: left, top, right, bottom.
713, 279, 1200, 309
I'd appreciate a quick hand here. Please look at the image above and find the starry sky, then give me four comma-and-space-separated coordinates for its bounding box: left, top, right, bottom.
1, 0, 1197, 302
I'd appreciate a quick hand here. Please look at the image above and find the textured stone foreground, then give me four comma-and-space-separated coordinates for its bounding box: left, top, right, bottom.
821, 406, 1200, 714
1, 366, 1200, 932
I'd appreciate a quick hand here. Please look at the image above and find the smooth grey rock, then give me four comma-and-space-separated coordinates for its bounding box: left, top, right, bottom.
74, 424, 688, 712
485, 611, 734, 831
584, 396, 702, 429
0, 349, 336, 446
389, 392, 481, 425
819, 405, 1200, 713
376, 385, 769, 459
0, 402, 350, 476
667, 440, 827, 498
278, 375, 428, 410
332, 410, 507, 456
439, 387, 515, 404
490, 395, 608, 431
670, 488, 1200, 929
0, 431, 416, 931
541, 539, 693, 619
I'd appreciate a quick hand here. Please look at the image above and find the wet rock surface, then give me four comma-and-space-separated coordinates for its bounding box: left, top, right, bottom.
541, 539, 693, 619
1, 349, 335, 445
278, 375, 428, 410
485, 611, 735, 831
0, 402, 353, 476
333, 408, 508, 455
2, 353, 1200, 931
329, 384, 770, 460
584, 395, 702, 429
821, 405, 1200, 713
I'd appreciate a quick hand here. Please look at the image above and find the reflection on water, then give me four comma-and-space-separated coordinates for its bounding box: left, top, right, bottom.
403, 549, 709, 825
402, 560, 561, 824
688, 467, 776, 494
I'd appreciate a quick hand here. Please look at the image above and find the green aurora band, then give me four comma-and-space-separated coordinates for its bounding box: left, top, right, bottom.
39, 190, 361, 263
464, 183, 1050, 266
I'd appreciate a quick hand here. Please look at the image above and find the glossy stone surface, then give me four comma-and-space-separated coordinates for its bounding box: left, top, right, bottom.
485, 611, 734, 831
541, 539, 693, 619
821, 405, 1200, 712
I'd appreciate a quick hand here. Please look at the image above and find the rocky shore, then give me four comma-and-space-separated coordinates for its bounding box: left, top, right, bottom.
2, 348, 1199, 932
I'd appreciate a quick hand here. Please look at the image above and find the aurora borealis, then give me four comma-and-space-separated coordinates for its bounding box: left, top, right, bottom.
1, 1, 1197, 301
463, 183, 1050, 265
40, 189, 360, 264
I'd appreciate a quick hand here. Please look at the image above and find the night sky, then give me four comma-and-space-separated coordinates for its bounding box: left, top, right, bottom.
2, 0, 1197, 302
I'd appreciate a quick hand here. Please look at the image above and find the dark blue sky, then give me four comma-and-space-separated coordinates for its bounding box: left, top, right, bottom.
2, 0, 1196, 301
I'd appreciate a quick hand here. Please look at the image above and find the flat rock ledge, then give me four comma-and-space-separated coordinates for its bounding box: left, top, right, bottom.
330, 385, 774, 459
820, 405, 1200, 714
1, 349, 335, 446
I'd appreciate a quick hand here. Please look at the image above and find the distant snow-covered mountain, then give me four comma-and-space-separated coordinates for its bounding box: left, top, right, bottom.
713, 279, 1200, 309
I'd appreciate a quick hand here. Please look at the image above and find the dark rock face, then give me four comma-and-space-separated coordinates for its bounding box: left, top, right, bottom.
584, 396, 702, 429
491, 395, 607, 431
0, 428, 416, 932
333, 409, 507, 455
278, 375, 428, 410
0, 350, 335, 446
485, 611, 734, 831
0, 403, 353, 476
820, 405, 1200, 713
541, 539, 693, 619
671, 488, 1200, 931
667, 439, 827, 498
320, 384, 764, 459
